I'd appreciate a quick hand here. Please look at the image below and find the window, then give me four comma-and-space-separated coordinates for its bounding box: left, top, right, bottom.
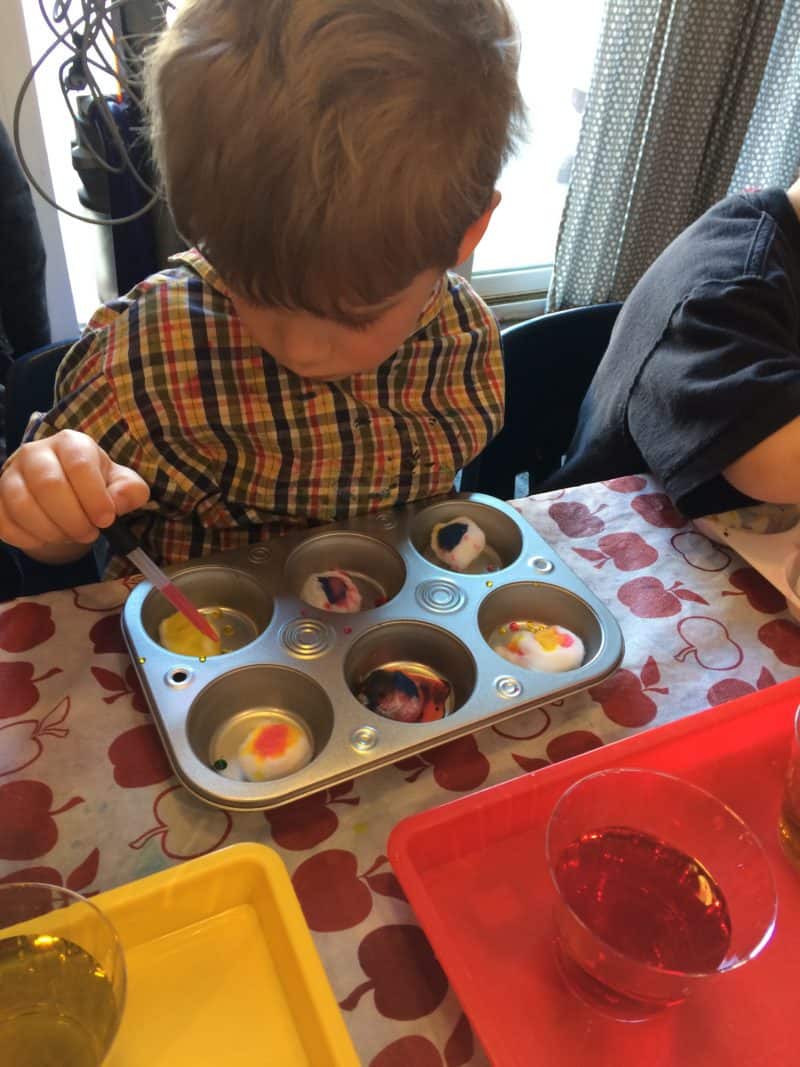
472, 2, 605, 316
15, 0, 604, 325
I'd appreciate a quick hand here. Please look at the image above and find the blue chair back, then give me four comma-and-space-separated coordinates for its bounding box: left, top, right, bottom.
5, 340, 76, 455
460, 302, 622, 498
3, 340, 101, 596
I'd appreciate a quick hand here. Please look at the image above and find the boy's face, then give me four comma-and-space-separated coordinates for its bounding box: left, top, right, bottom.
231, 268, 443, 381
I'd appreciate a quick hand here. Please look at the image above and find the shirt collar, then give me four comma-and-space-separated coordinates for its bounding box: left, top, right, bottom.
170, 247, 448, 332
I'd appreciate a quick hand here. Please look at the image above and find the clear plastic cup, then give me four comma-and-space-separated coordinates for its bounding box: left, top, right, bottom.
0, 882, 126, 1066
546, 768, 777, 1021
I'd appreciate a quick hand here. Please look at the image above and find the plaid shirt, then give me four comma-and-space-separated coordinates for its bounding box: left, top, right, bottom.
26, 250, 504, 576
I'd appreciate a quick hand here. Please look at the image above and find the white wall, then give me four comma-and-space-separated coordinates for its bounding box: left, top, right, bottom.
0, 0, 79, 341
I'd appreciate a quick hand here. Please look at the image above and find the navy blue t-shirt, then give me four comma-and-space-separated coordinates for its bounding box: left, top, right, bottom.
544, 188, 800, 517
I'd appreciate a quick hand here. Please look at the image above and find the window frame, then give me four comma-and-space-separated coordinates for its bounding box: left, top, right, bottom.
472, 264, 551, 323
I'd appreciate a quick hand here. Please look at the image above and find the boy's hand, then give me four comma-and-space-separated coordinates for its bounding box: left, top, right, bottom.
0, 429, 150, 558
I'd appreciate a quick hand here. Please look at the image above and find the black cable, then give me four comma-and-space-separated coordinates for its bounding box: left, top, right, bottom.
13, 0, 172, 226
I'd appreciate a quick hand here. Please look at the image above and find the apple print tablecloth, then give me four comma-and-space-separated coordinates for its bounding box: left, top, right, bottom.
2, 474, 800, 1067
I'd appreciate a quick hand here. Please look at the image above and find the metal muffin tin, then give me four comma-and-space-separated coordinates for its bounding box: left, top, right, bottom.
121, 494, 625, 810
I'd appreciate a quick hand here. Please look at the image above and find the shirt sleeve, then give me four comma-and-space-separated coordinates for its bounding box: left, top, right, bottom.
22, 319, 210, 524
628, 274, 800, 512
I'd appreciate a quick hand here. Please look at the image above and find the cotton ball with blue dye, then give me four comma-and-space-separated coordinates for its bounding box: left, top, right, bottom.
300, 569, 362, 613
430, 516, 486, 571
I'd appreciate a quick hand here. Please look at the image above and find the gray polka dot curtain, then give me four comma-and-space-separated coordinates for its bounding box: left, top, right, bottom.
548, 0, 800, 312
732, 2, 800, 192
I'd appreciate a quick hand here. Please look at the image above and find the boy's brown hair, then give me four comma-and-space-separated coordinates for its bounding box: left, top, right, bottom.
145, 0, 524, 322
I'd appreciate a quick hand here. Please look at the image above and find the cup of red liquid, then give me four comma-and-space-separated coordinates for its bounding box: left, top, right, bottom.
545, 768, 777, 1022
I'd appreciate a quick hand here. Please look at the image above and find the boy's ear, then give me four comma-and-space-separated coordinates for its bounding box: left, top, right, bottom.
454, 190, 502, 265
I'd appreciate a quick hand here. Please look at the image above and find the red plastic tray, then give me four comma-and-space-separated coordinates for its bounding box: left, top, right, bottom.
389, 678, 800, 1067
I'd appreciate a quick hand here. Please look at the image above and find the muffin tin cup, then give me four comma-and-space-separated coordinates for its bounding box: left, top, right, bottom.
121, 493, 625, 810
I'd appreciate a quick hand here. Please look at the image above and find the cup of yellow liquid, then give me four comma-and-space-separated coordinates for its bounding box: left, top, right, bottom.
0, 882, 126, 1067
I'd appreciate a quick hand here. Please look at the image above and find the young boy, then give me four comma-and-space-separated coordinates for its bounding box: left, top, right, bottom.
0, 0, 524, 578
544, 179, 800, 518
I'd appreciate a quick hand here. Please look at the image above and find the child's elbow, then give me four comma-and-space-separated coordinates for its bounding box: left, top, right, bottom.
723, 416, 800, 502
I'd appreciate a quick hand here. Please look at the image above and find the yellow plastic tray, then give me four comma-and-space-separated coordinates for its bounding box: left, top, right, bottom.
99, 843, 359, 1066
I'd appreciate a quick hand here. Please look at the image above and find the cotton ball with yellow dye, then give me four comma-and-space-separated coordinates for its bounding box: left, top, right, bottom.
491, 620, 584, 673
158, 610, 221, 658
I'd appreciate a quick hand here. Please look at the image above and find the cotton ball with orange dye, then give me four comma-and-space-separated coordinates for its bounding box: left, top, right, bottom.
237, 716, 313, 781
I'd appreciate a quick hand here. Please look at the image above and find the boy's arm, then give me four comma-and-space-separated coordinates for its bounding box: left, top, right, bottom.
723, 415, 800, 502
626, 274, 800, 515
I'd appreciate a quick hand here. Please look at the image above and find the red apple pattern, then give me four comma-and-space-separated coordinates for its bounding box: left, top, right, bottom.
706, 668, 775, 707
89, 613, 126, 654
0, 849, 100, 894
340, 925, 448, 1020
71, 578, 138, 613
0, 663, 61, 719
368, 1014, 473, 1067
108, 723, 173, 787
603, 476, 648, 493
491, 707, 550, 741
0, 697, 71, 777
265, 781, 359, 849
674, 617, 743, 671
546, 730, 604, 762
670, 531, 731, 572
512, 754, 550, 772
618, 576, 707, 618
395, 735, 490, 791
128, 785, 231, 859
548, 501, 606, 537
631, 493, 687, 529
92, 664, 149, 714
3, 480, 800, 1067
294, 849, 373, 931
511, 732, 606, 773
0, 780, 83, 860
758, 619, 800, 666
292, 851, 404, 932
442, 1012, 475, 1067
723, 568, 787, 614
370, 1037, 443, 1067
0, 603, 55, 652
589, 660, 667, 727
574, 532, 658, 571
